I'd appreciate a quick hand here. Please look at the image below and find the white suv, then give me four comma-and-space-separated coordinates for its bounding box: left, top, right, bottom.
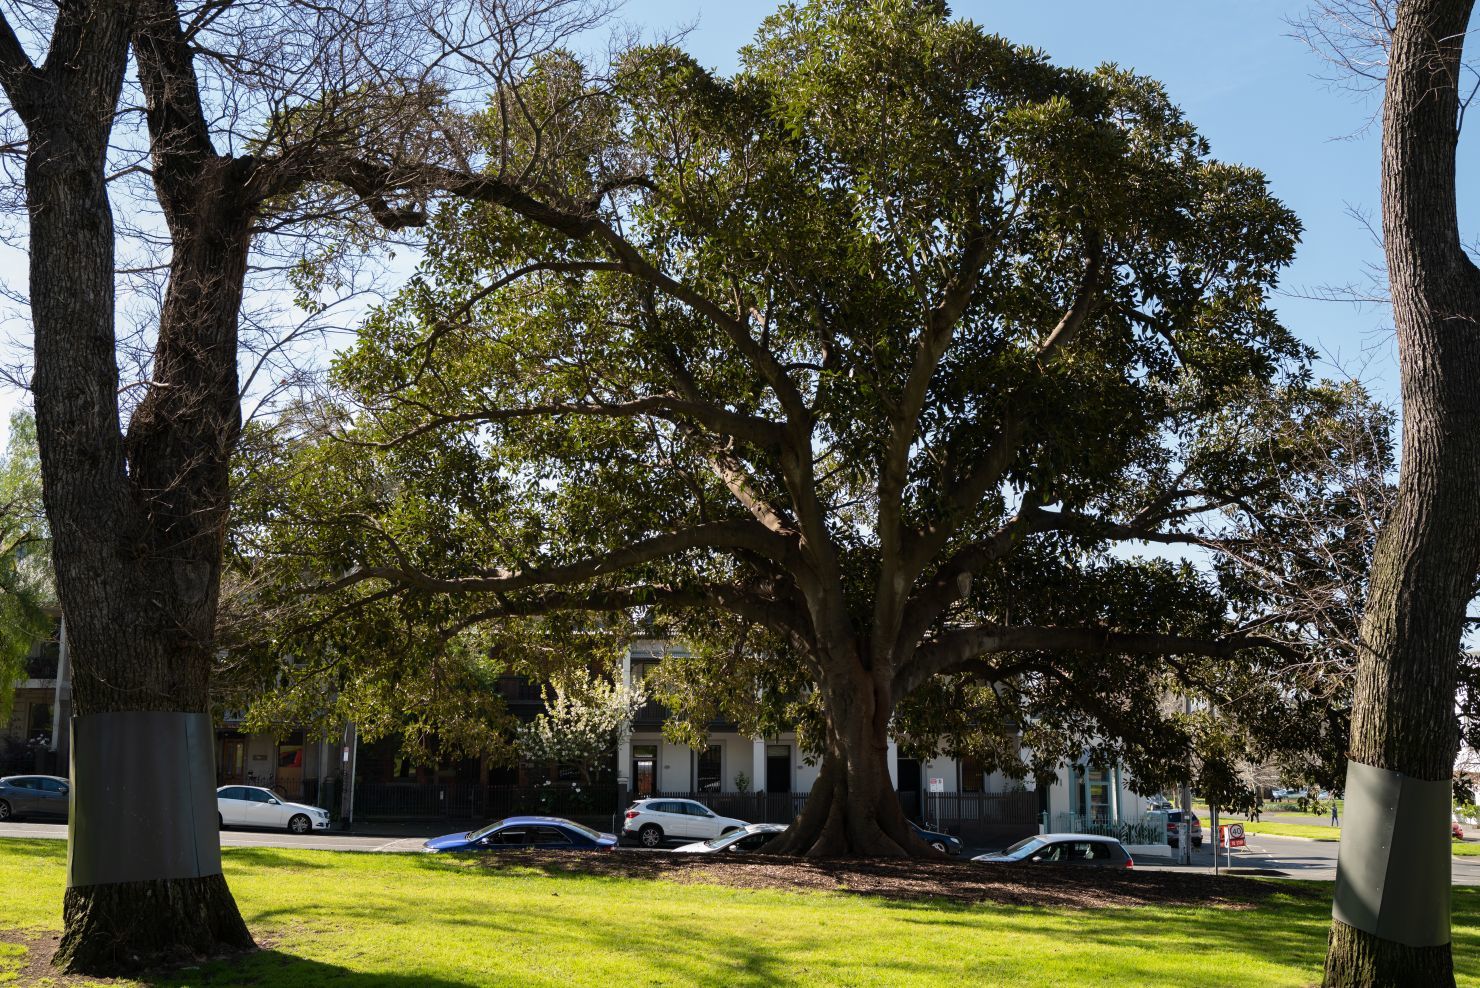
622, 798, 748, 848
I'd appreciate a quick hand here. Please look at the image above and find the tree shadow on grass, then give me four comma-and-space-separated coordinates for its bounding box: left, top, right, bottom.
142, 950, 480, 988
221, 847, 341, 870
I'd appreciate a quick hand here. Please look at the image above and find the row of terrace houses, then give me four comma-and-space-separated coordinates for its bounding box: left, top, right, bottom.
5, 627, 1161, 844
618, 640, 1159, 834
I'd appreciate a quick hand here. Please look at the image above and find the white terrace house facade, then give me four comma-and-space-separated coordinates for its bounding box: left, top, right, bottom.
615, 639, 1161, 843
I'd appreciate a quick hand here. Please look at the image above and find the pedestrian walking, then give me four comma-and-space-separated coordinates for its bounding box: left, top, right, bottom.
1330, 803, 1339, 827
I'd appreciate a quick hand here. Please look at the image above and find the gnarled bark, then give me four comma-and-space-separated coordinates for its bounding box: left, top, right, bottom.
1323, 2, 1480, 984
55, 875, 252, 975
765, 665, 931, 858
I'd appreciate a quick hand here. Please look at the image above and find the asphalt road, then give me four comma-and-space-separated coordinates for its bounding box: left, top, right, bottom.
0, 821, 433, 854
4, 821, 1480, 884
1134, 832, 1480, 884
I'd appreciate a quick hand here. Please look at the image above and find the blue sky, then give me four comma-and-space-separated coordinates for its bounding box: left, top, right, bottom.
620, 0, 1420, 399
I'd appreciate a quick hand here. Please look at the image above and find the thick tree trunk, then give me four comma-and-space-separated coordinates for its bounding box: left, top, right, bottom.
12, 5, 258, 972
766, 665, 929, 857
1323, 2, 1480, 984
48, 180, 259, 973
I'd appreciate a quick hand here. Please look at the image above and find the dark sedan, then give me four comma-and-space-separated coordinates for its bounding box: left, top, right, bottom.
423, 816, 619, 853
0, 775, 69, 822
972, 833, 1134, 869
911, 821, 964, 856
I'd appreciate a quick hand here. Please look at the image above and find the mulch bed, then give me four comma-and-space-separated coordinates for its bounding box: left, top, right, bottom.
451, 849, 1320, 910
0, 929, 98, 986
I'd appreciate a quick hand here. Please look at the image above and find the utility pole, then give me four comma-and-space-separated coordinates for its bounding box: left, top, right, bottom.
1180, 694, 1193, 866
49, 617, 70, 767
1211, 802, 1220, 875
339, 721, 358, 829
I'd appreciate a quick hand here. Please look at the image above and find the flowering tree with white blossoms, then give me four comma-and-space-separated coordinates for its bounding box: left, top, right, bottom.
516, 669, 647, 784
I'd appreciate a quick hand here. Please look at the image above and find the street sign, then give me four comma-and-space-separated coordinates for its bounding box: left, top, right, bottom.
928, 777, 945, 793
1219, 823, 1246, 848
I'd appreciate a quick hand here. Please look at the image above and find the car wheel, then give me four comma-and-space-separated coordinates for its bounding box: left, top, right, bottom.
1193, 839, 1204, 849
0, 800, 10, 822
930, 840, 948, 853
639, 824, 664, 848
218, 814, 225, 830
288, 814, 311, 835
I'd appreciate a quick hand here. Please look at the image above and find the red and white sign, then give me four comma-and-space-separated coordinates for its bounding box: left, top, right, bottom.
928, 777, 945, 793
1219, 823, 1246, 848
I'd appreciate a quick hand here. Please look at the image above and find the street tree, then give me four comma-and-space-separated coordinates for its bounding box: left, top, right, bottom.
0, 410, 49, 719
247, 0, 1325, 857
0, 0, 615, 973
516, 668, 645, 783
1294, 1, 1480, 982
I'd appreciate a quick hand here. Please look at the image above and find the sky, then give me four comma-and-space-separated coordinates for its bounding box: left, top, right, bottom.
0, 1, 1444, 447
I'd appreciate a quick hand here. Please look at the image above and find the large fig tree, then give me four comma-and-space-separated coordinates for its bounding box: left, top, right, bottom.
254, 0, 1314, 856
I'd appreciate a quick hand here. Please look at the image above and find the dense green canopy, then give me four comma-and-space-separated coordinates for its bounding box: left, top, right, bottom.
233, 0, 1355, 850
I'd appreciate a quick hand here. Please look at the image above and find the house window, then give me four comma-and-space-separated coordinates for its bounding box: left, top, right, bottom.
960, 756, 984, 793
26, 702, 52, 742
1087, 766, 1111, 823
696, 745, 721, 792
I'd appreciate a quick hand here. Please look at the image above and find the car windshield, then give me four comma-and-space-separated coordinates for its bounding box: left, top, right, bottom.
702, 830, 747, 849
1001, 837, 1045, 858
560, 820, 602, 841
466, 819, 510, 841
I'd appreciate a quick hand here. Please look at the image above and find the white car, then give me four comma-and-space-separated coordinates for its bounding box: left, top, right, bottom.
621, 797, 748, 848
674, 823, 787, 854
217, 785, 330, 834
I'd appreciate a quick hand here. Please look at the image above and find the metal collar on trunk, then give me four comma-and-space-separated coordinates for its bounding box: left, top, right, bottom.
67, 711, 223, 888
1332, 759, 1451, 947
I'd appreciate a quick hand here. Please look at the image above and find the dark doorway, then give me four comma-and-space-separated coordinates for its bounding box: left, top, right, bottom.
896, 757, 922, 821
766, 745, 790, 793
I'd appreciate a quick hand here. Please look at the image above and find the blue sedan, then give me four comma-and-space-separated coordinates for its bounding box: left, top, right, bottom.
423, 816, 619, 853
911, 821, 964, 856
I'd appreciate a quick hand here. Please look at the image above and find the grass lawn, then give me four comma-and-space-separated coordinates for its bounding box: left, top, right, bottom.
1, 839, 1479, 987
1239, 820, 1343, 842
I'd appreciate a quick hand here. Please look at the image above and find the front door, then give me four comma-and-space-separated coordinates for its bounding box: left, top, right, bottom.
897, 758, 922, 821
765, 745, 790, 793
220, 739, 245, 784
632, 745, 657, 798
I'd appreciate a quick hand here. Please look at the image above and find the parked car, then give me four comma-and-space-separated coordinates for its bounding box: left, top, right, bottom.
1146, 794, 1172, 810
1454, 822, 1467, 840
424, 816, 618, 853
1151, 808, 1204, 848
0, 775, 69, 821
622, 798, 749, 848
674, 822, 788, 854
911, 821, 964, 856
216, 785, 330, 834
1271, 787, 1303, 799
972, 833, 1133, 869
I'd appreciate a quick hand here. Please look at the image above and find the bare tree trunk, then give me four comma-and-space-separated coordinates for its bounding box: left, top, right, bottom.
1324, 2, 1480, 984
766, 663, 928, 857
5, 2, 260, 971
